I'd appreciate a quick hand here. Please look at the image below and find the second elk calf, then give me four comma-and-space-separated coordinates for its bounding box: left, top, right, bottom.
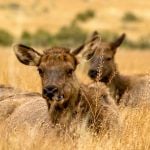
75, 31, 150, 106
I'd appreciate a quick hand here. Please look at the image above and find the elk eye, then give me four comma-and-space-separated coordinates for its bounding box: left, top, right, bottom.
106, 57, 112, 61
38, 68, 44, 75
86, 52, 94, 60
66, 68, 74, 76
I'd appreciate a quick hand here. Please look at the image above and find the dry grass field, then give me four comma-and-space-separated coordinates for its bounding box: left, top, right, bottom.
0, 0, 150, 149
0, 105, 150, 150
0, 48, 150, 150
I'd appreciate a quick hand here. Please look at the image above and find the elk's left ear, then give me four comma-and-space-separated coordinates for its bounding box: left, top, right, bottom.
71, 44, 85, 55
14, 44, 42, 66
111, 33, 126, 50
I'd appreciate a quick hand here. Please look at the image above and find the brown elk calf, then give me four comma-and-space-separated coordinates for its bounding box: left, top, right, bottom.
9, 44, 119, 133
75, 32, 150, 106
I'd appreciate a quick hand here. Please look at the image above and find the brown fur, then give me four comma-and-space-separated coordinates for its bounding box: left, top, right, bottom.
10, 44, 119, 134
0, 85, 43, 122
76, 31, 150, 106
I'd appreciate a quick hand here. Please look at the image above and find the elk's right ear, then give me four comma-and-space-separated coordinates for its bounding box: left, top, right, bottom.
89, 30, 99, 40
111, 33, 126, 50
14, 44, 42, 66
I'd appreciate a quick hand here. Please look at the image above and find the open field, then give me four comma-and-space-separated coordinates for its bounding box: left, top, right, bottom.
0, 0, 150, 149
0, 96, 150, 150
0, 48, 150, 149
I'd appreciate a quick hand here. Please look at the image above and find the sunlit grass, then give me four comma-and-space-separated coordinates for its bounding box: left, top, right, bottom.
1, 48, 150, 149
0, 105, 150, 150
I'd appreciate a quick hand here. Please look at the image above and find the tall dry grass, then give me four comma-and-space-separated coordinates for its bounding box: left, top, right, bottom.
1, 48, 150, 149
0, 47, 41, 92
0, 105, 150, 150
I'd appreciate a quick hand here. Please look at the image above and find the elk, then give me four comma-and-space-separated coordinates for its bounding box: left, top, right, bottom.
6, 44, 119, 134
0, 88, 45, 123
75, 31, 150, 106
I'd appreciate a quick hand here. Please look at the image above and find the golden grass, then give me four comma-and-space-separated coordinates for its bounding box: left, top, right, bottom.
1, 48, 150, 149
1, 105, 150, 150
0, 47, 41, 92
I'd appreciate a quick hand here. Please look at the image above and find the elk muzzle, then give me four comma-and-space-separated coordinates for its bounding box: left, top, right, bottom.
43, 85, 64, 101
88, 69, 98, 79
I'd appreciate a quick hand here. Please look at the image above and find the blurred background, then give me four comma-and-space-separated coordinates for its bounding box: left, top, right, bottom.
0, 0, 149, 48
0, 0, 150, 92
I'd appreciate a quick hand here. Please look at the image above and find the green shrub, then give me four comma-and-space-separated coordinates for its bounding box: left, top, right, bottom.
122, 12, 140, 22
0, 29, 14, 46
123, 35, 150, 49
54, 24, 87, 47
32, 29, 53, 47
75, 9, 95, 22
99, 30, 119, 42
98, 30, 150, 50
21, 30, 53, 47
21, 25, 87, 48
21, 31, 33, 46
136, 35, 150, 49
20, 29, 150, 50
122, 39, 137, 48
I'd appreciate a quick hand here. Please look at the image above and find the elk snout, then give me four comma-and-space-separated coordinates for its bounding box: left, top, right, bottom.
88, 69, 98, 79
43, 85, 59, 100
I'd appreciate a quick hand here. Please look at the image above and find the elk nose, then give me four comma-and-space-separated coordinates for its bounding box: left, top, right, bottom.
43, 85, 58, 100
88, 69, 98, 79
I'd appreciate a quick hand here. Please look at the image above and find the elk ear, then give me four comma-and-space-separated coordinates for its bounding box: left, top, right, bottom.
71, 31, 99, 55
111, 33, 126, 50
14, 44, 42, 66
89, 30, 99, 40
71, 44, 85, 55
